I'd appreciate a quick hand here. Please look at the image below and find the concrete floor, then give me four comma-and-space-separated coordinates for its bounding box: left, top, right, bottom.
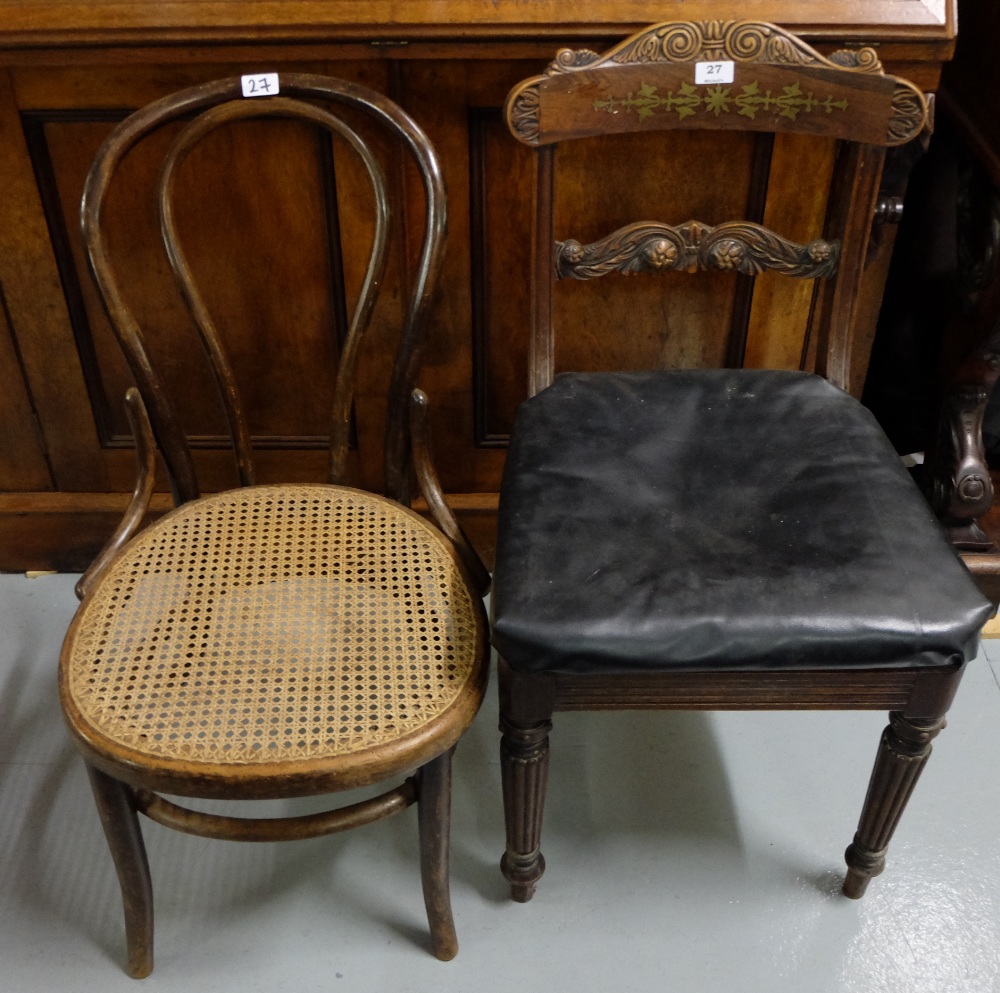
2, 571, 999, 993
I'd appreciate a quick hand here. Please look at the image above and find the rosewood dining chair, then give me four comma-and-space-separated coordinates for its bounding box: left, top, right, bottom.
59, 74, 490, 976
490, 20, 993, 903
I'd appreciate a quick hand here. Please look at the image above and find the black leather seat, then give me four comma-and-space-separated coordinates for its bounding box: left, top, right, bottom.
493, 369, 989, 675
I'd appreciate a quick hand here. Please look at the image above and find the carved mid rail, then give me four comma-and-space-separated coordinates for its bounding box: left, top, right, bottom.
555, 220, 840, 280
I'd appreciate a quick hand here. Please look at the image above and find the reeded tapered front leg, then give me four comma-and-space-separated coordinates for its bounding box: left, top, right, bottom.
499, 714, 552, 902
418, 749, 458, 961
843, 712, 945, 899
86, 764, 154, 978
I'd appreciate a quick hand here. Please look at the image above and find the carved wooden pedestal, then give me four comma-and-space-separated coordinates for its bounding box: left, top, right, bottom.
921, 0, 1000, 583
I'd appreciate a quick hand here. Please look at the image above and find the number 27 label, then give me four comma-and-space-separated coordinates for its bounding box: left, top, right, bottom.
695, 61, 735, 85
241, 73, 280, 98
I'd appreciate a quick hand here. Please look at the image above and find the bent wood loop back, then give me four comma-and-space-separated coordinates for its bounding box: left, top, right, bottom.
82, 74, 447, 506
503, 20, 931, 396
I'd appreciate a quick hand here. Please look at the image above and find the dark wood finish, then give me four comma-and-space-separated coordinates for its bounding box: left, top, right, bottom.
59, 77, 490, 974
410, 388, 491, 594
960, 471, 1000, 604
79, 74, 444, 507
0, 1, 956, 571
504, 23, 925, 148
923, 102, 1000, 555
134, 779, 419, 841
926, 54, 1000, 560
417, 749, 459, 962
507, 20, 928, 397
86, 763, 154, 980
498, 711, 551, 903
0, 1, 960, 50
496, 21, 962, 906
896, 0, 1000, 568
843, 712, 944, 898
75, 387, 155, 600
499, 658, 962, 901
554, 220, 840, 281
812, 142, 888, 390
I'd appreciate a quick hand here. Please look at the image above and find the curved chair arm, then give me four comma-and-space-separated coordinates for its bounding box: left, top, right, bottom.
76, 388, 157, 601
410, 389, 491, 596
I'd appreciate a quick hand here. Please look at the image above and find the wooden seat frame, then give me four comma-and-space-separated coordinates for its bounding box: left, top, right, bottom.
494, 21, 967, 903
59, 74, 491, 976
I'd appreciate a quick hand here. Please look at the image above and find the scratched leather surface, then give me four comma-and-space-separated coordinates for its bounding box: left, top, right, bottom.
491, 369, 992, 673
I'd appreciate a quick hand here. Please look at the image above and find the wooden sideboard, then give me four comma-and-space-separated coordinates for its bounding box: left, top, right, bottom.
0, 1, 956, 570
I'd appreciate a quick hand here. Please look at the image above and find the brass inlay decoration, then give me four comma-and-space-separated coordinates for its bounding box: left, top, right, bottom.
593, 81, 849, 122
555, 220, 840, 280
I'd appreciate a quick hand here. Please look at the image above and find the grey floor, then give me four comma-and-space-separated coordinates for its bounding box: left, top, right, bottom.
2, 572, 1000, 993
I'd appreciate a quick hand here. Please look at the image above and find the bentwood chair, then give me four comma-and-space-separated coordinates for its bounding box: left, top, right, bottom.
491, 21, 993, 903
59, 75, 490, 976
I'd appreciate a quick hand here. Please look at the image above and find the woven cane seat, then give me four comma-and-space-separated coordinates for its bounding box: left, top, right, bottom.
62, 484, 484, 780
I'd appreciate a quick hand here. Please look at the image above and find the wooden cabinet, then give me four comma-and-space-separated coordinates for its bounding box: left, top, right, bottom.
0, 1, 956, 570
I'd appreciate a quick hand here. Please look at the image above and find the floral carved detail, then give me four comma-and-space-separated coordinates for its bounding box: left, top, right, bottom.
554, 220, 840, 280
593, 80, 849, 122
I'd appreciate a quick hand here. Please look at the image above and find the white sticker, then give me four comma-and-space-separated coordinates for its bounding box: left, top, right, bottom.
695, 61, 735, 85
241, 73, 280, 98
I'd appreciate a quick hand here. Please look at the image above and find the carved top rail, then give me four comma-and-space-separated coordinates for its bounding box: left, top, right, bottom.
505, 20, 929, 147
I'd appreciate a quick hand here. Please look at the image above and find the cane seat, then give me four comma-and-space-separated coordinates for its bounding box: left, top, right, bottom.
64, 485, 482, 781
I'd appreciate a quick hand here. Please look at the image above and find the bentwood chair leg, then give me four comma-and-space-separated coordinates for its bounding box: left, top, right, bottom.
499, 712, 552, 902
418, 748, 458, 961
86, 763, 154, 978
842, 712, 946, 898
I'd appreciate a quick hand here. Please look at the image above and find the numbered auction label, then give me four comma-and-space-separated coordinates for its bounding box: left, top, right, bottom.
695, 61, 735, 85
241, 73, 280, 98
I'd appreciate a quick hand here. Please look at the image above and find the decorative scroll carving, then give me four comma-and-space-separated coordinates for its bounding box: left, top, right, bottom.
555, 220, 840, 281
923, 162, 1000, 551
599, 21, 855, 70
508, 80, 541, 145
504, 20, 928, 148
828, 48, 883, 74
887, 81, 931, 146
548, 48, 602, 74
